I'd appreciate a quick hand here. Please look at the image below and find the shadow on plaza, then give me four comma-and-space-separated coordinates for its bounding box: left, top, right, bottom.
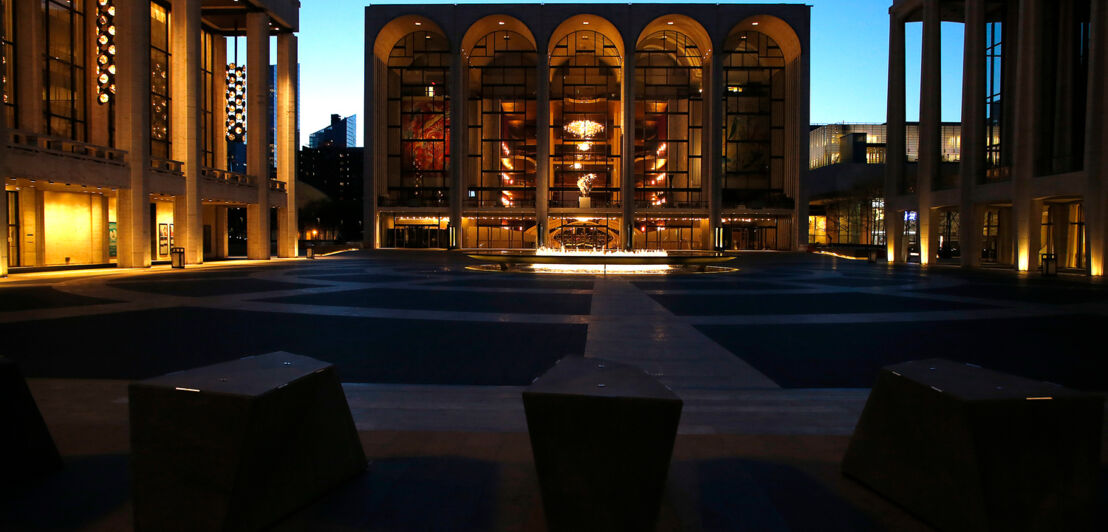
0, 452, 977, 531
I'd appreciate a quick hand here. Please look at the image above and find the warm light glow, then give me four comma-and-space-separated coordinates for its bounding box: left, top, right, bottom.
537, 247, 667, 257
225, 64, 247, 141
565, 120, 604, 138
95, 1, 116, 105
530, 263, 673, 274
577, 173, 596, 196
577, 141, 591, 151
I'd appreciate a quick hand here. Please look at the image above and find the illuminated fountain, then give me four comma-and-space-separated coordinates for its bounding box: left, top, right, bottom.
466, 246, 735, 275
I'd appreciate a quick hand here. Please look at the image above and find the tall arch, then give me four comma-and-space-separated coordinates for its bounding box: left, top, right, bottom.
462, 17, 540, 248
547, 15, 624, 60
718, 14, 804, 251
636, 15, 712, 61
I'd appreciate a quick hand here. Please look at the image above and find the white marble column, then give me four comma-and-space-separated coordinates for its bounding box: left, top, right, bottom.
276, 33, 297, 257
620, 53, 635, 250
1012, 0, 1042, 271
917, 0, 942, 265
448, 50, 464, 248
245, 11, 270, 259
886, 12, 907, 262
170, 0, 202, 264
116, 0, 152, 268
535, 45, 550, 248
1085, 0, 1108, 275
960, 0, 986, 268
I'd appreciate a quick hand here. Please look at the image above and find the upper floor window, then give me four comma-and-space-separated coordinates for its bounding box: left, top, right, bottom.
44, 0, 86, 140
150, 1, 170, 158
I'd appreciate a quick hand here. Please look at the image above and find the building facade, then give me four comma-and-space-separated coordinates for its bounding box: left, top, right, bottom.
364, 3, 810, 251
309, 114, 356, 149
886, 0, 1108, 274
808, 122, 961, 260
1, 0, 300, 276
299, 144, 364, 241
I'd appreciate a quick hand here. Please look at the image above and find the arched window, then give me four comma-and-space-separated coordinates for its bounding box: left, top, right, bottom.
634, 30, 703, 209
466, 30, 537, 209
721, 31, 785, 207
386, 31, 450, 207
549, 30, 622, 208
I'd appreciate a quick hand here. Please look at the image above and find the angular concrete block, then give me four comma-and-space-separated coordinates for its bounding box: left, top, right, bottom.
0, 356, 62, 487
523, 357, 682, 532
843, 358, 1103, 532
130, 352, 366, 532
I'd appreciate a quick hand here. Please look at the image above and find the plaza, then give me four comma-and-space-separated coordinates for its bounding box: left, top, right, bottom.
1, 250, 1106, 529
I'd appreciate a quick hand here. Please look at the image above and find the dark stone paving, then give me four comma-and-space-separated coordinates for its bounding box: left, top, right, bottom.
0, 287, 118, 311
919, 283, 1108, 304
426, 278, 594, 290
1, 307, 584, 385
633, 278, 798, 291
798, 277, 924, 287
296, 273, 418, 283
258, 288, 592, 315
108, 278, 312, 297
697, 314, 1108, 390
652, 292, 995, 315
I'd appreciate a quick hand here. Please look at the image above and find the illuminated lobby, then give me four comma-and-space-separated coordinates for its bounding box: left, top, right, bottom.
363, 3, 810, 253
1, 0, 300, 277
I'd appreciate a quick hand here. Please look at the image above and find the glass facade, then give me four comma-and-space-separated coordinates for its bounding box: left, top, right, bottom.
550, 30, 622, 208
722, 31, 784, 208
1, 0, 14, 126
466, 30, 537, 209
44, 0, 86, 141
150, 1, 170, 158
634, 30, 703, 209
985, 19, 1005, 179
386, 31, 451, 207
200, 29, 214, 167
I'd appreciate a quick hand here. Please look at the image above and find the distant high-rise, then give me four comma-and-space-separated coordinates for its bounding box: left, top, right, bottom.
309, 114, 357, 148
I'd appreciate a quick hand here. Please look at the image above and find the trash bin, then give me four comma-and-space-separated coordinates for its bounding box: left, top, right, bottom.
306, 244, 315, 259
170, 247, 185, 269
1040, 253, 1056, 276
868, 248, 880, 263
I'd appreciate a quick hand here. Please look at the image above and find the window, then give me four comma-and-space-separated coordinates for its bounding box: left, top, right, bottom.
466, 30, 537, 209
200, 29, 214, 167
44, 0, 86, 140
1, 0, 14, 126
721, 31, 785, 207
550, 30, 622, 208
386, 31, 450, 207
150, 1, 170, 158
984, 20, 1005, 178
634, 30, 703, 209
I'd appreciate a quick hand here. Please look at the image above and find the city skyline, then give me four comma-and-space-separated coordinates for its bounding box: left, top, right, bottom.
296, 0, 967, 147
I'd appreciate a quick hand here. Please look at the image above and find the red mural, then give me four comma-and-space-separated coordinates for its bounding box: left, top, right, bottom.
403, 100, 450, 172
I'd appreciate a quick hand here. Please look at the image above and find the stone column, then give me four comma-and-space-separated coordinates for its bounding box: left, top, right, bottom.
1085, 0, 1108, 276
170, 0, 202, 264
1012, 0, 1042, 271
621, 53, 635, 250
245, 11, 270, 259
214, 36, 228, 170
917, 0, 942, 265
214, 205, 229, 258
886, 12, 907, 262
363, 29, 376, 249
700, 55, 714, 249
116, 0, 152, 268
14, 0, 44, 133
449, 50, 464, 248
276, 33, 297, 257
709, 50, 724, 249
960, 0, 986, 267
535, 45, 550, 248
0, 179, 7, 276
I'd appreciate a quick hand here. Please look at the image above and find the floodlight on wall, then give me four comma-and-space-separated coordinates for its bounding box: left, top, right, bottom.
95, 0, 117, 105
225, 63, 246, 141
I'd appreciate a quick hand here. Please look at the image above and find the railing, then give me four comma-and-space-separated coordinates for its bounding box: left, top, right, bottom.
200, 167, 256, 186
4, 130, 127, 165
464, 199, 536, 208
150, 157, 185, 176
634, 200, 709, 209
269, 179, 286, 192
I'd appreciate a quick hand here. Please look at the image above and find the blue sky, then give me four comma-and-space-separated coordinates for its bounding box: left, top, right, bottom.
295, 1, 966, 147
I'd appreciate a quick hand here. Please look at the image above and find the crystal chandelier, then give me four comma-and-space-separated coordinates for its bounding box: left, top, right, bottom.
565, 119, 603, 138
95, 0, 117, 104
225, 63, 246, 141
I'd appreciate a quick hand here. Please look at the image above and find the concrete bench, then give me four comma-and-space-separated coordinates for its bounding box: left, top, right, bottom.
842, 358, 1103, 532
523, 357, 682, 532
129, 352, 366, 532
0, 356, 62, 487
